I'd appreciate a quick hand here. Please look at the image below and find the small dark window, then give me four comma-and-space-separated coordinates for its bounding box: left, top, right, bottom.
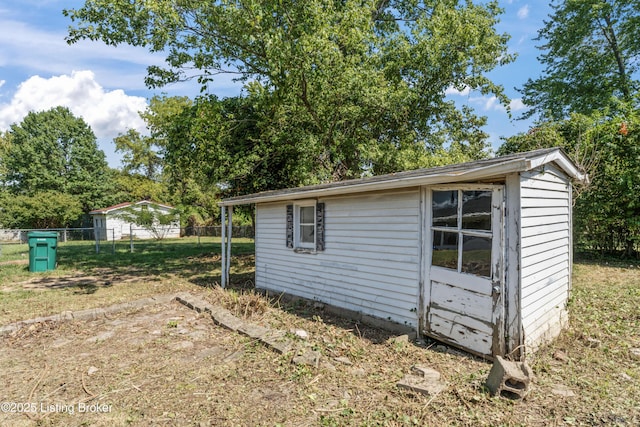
432, 190, 458, 228
432, 230, 458, 270
462, 191, 492, 231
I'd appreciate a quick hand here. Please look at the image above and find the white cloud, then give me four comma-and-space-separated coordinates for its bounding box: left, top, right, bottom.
469, 95, 503, 112
517, 5, 530, 20
444, 85, 470, 96
0, 80, 5, 89
0, 71, 148, 139
467, 96, 528, 113
0, 17, 162, 91
509, 98, 527, 111
484, 96, 501, 111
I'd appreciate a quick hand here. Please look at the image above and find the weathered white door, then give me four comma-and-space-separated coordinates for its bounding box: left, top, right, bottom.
424, 186, 505, 357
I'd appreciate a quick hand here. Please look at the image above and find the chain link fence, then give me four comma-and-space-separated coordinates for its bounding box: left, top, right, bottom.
0, 228, 106, 260
0, 226, 255, 259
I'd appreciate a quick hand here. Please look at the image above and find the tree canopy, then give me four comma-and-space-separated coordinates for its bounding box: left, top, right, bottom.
114, 129, 162, 181
504, 0, 640, 257
66, 0, 514, 182
1, 106, 113, 216
500, 107, 640, 257
519, 0, 640, 121
0, 191, 83, 229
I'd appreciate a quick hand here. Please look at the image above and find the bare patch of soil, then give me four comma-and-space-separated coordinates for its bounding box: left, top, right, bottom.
1, 264, 639, 426
5, 268, 164, 293
0, 299, 309, 426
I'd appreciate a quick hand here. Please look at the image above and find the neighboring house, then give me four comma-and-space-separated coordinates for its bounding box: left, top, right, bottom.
219, 148, 587, 359
90, 201, 180, 240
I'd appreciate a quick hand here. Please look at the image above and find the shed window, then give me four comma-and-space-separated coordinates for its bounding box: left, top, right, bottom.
298, 205, 316, 247
286, 202, 325, 252
432, 190, 493, 277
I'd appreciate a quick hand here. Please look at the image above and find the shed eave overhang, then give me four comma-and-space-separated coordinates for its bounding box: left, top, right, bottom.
525, 150, 587, 183
219, 147, 587, 207
219, 159, 529, 207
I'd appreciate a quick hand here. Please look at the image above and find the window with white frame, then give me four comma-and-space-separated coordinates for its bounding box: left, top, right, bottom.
431, 189, 493, 277
286, 201, 325, 252
297, 204, 316, 248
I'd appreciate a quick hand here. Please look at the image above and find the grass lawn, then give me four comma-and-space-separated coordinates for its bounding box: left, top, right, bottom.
0, 239, 639, 426
0, 237, 254, 324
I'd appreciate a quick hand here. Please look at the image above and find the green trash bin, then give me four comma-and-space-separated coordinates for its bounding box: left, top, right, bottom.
27, 231, 58, 272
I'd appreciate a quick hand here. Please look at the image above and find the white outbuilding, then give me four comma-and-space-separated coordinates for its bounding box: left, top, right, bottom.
219, 148, 587, 359
90, 200, 180, 241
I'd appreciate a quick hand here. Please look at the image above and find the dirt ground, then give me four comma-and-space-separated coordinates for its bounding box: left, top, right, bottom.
0, 291, 492, 427
1, 297, 311, 426
1, 281, 638, 426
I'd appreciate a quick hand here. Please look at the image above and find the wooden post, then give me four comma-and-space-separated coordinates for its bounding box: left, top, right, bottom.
226, 206, 233, 286
221, 206, 226, 288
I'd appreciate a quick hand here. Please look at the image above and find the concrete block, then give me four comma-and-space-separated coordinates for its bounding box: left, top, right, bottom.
209, 308, 244, 332
293, 350, 321, 367
175, 294, 195, 310
260, 331, 292, 354
397, 366, 446, 396
0, 324, 18, 335
153, 293, 179, 304
59, 311, 74, 321
411, 365, 441, 382
177, 294, 214, 314
238, 323, 269, 339
72, 308, 106, 321
485, 356, 533, 399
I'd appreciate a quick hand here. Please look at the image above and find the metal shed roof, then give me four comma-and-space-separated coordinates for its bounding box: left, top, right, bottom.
89, 200, 175, 214
219, 147, 586, 207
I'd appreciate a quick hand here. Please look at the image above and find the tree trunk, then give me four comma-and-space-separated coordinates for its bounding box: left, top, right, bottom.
601, 13, 632, 102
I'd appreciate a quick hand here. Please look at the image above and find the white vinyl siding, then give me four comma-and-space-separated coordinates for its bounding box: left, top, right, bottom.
94, 205, 180, 241
227, 149, 583, 358
519, 165, 571, 350
255, 190, 421, 328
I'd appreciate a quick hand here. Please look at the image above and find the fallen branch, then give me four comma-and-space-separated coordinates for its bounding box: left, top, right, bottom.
354, 323, 362, 340
28, 363, 48, 402
81, 371, 95, 398
24, 364, 49, 421
308, 374, 322, 386
453, 388, 472, 410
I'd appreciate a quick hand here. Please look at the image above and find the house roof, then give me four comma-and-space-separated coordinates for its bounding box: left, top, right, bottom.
89, 200, 175, 215
219, 148, 587, 207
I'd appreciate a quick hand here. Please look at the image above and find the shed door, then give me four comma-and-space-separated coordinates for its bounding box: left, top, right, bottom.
425, 186, 504, 357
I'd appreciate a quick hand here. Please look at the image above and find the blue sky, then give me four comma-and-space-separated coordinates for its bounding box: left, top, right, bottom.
0, 0, 550, 168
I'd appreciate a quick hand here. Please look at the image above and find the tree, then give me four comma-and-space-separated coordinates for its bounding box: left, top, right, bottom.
499, 107, 640, 258
109, 169, 169, 205
0, 130, 11, 184
519, 0, 640, 121
0, 191, 83, 229
65, 0, 513, 182
114, 95, 193, 181
127, 95, 219, 223
2, 107, 114, 214
114, 129, 162, 180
